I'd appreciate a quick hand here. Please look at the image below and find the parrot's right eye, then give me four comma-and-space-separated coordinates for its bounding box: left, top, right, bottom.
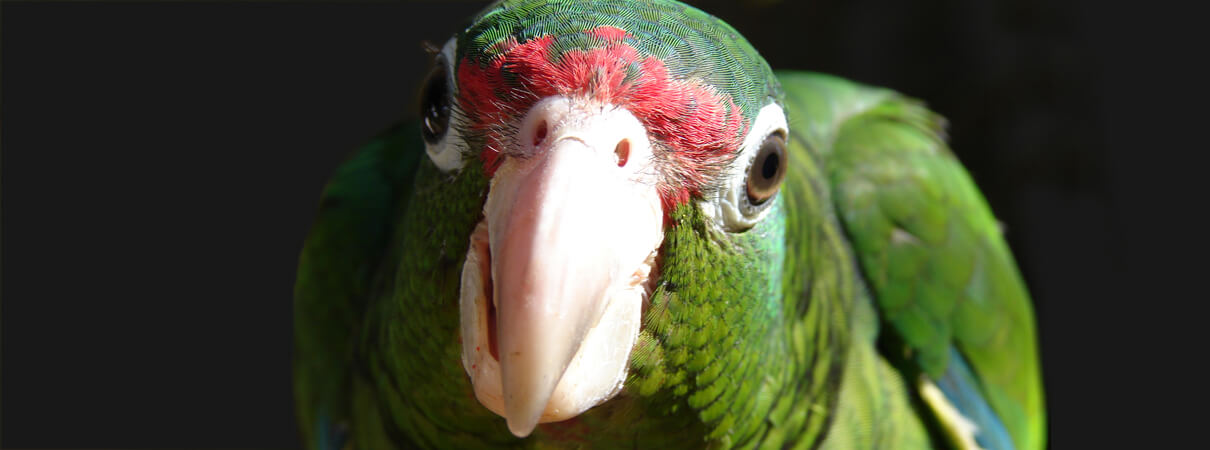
421, 37, 465, 172
420, 63, 451, 144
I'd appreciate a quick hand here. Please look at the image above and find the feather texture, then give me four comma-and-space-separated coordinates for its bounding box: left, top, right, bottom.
293, 2, 1045, 448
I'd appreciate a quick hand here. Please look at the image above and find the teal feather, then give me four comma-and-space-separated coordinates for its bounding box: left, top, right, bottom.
937, 347, 1015, 450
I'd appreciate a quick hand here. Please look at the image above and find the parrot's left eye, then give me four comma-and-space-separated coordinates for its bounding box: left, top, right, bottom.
704, 101, 789, 232
745, 132, 787, 205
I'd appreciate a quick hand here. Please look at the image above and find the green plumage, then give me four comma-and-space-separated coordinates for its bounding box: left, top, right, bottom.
294, 1, 1045, 448
458, 0, 779, 124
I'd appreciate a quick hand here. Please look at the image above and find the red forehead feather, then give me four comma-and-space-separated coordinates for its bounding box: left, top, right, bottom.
456, 26, 747, 214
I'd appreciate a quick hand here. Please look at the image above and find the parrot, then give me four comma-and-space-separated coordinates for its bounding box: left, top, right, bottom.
293, 0, 1046, 448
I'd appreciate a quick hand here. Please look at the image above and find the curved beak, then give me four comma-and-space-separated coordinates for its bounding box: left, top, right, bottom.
459, 97, 664, 437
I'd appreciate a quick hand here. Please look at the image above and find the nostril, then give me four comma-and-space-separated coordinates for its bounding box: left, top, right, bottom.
615, 139, 630, 167
533, 120, 548, 147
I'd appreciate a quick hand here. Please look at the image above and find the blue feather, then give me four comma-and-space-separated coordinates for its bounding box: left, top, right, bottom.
937, 347, 1016, 450
315, 410, 348, 450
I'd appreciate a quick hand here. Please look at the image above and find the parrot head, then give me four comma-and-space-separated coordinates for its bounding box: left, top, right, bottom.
420, 0, 789, 437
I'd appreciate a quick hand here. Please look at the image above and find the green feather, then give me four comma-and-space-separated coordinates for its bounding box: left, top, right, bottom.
293, 122, 424, 448
779, 71, 1045, 449
458, 0, 780, 126
294, 2, 1045, 449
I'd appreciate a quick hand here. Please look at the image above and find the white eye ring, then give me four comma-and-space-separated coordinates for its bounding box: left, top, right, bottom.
702, 101, 789, 232
424, 37, 467, 172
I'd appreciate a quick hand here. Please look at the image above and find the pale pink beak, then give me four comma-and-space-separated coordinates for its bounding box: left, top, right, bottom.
459, 96, 664, 437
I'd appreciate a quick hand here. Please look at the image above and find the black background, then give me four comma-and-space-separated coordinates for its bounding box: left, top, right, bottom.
2, 0, 1199, 447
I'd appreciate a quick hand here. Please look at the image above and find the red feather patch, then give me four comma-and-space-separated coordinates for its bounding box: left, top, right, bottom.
457, 26, 747, 215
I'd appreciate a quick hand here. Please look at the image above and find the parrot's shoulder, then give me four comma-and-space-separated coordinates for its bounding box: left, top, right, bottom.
294, 122, 425, 450
295, 121, 424, 331
775, 71, 1044, 450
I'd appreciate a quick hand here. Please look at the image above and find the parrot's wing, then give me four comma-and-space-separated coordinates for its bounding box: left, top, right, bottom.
293, 122, 424, 450
776, 71, 1044, 450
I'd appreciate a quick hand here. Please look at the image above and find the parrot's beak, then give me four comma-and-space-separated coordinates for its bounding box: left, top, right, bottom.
459, 96, 664, 437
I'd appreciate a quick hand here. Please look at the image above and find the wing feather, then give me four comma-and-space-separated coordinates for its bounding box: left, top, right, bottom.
293, 123, 424, 449
777, 71, 1045, 450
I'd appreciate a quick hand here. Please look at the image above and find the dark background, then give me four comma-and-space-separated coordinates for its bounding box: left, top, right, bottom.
2, 0, 1198, 447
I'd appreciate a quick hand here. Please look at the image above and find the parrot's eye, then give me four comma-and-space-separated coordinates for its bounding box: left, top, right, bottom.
745, 132, 787, 205
420, 63, 451, 144
704, 102, 788, 232
420, 37, 464, 172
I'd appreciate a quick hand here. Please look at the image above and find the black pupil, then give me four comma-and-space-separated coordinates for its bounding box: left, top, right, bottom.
761, 151, 780, 180
421, 66, 450, 143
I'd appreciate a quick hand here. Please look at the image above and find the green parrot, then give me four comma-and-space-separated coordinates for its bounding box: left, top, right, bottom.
293, 0, 1046, 448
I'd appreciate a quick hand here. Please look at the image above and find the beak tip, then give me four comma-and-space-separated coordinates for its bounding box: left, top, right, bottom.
501, 373, 549, 438
506, 416, 539, 438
